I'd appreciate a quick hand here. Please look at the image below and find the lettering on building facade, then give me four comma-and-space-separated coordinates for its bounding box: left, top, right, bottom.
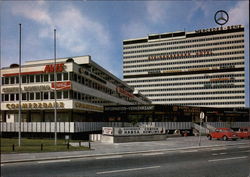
6, 102, 65, 110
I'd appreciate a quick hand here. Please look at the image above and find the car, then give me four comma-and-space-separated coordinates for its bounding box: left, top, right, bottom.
207, 128, 238, 141
235, 127, 250, 139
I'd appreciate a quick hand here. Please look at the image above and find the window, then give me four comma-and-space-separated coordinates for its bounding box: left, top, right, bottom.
22, 93, 27, 100
5, 94, 9, 101
36, 92, 41, 100
63, 73, 68, 80
30, 93, 34, 100
57, 92, 62, 99
30, 75, 34, 83
22, 76, 27, 83
36, 75, 41, 82
16, 94, 19, 101
50, 92, 55, 99
10, 77, 15, 84
50, 74, 54, 81
63, 91, 68, 99
43, 92, 48, 100
10, 94, 15, 101
57, 73, 62, 81
44, 74, 48, 82
16, 76, 19, 84
5, 77, 9, 84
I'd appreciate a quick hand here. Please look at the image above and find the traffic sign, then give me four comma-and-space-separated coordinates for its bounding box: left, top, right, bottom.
200, 112, 205, 119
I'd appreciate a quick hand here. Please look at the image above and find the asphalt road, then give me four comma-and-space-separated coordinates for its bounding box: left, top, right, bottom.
2, 145, 250, 177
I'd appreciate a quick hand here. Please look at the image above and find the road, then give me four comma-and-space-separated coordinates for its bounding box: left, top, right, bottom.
1, 145, 250, 177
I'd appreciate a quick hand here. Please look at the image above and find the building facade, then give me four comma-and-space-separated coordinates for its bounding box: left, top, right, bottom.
123, 25, 245, 108
1, 55, 150, 124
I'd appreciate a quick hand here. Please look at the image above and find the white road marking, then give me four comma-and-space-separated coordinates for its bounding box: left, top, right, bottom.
180, 150, 198, 153
142, 152, 164, 156
96, 166, 161, 175
208, 156, 248, 162
212, 153, 218, 156
238, 146, 250, 149
220, 153, 227, 155
1, 164, 4, 167
95, 155, 123, 160
37, 159, 71, 164
211, 148, 226, 151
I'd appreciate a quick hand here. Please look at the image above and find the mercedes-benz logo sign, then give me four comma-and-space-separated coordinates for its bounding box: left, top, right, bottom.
214, 10, 229, 26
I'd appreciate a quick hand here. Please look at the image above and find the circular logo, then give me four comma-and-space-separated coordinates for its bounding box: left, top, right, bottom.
214, 10, 229, 26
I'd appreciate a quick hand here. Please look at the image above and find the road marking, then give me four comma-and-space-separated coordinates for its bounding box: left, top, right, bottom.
208, 156, 248, 162
95, 155, 123, 160
37, 159, 71, 164
212, 153, 218, 156
220, 153, 227, 155
211, 148, 226, 151
238, 146, 250, 149
1, 164, 4, 167
180, 150, 198, 153
96, 166, 161, 175
142, 152, 164, 156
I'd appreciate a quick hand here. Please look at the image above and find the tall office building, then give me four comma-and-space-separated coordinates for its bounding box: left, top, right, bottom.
123, 25, 245, 108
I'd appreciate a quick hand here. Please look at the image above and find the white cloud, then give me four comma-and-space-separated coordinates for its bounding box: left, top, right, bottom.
227, 0, 249, 26
146, 1, 168, 23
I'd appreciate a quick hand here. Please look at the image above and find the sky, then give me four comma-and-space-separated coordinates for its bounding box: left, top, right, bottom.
0, 0, 249, 107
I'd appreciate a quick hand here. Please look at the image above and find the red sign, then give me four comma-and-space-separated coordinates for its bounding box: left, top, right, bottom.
44, 63, 64, 73
51, 81, 71, 90
116, 87, 134, 98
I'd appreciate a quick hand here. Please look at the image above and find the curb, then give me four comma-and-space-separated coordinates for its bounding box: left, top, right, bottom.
1, 142, 249, 164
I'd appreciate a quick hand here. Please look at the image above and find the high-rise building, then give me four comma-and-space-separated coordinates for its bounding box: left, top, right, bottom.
123, 25, 245, 108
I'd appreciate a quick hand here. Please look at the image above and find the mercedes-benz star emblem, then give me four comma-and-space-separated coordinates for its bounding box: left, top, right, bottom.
214, 10, 229, 26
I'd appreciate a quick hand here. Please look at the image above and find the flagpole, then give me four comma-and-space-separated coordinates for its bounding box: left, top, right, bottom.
54, 29, 57, 145
18, 24, 22, 147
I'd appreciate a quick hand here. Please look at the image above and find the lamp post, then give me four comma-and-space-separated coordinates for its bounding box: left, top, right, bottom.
18, 24, 22, 147
54, 29, 57, 146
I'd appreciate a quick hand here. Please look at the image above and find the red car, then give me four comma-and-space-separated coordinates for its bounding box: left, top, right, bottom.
235, 127, 250, 139
207, 128, 238, 141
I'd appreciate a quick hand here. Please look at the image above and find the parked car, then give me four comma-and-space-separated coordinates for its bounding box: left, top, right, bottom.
207, 128, 238, 141
235, 127, 250, 139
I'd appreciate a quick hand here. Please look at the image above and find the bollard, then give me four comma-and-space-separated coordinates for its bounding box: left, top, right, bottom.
79, 141, 81, 147
41, 144, 43, 151
67, 142, 69, 150
88, 141, 91, 149
12, 144, 15, 152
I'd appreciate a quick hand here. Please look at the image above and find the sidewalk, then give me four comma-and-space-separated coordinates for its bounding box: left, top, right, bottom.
1, 136, 249, 164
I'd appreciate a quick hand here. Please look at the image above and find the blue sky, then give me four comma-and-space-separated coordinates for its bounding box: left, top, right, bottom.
0, 0, 249, 106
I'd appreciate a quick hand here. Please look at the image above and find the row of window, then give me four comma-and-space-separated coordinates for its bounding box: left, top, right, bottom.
123, 57, 244, 68
123, 56, 244, 65
131, 80, 244, 88
124, 50, 244, 60
125, 74, 244, 83
169, 102, 245, 106
124, 45, 244, 59
124, 62, 244, 73
123, 40, 244, 54
123, 34, 244, 49
151, 96, 244, 102
139, 85, 244, 92
144, 90, 244, 97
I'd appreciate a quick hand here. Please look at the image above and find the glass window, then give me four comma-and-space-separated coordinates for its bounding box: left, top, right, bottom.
36, 75, 41, 82
44, 74, 48, 82
10, 94, 15, 101
36, 92, 41, 100
50, 74, 54, 81
30, 75, 34, 83
16, 94, 19, 101
22, 76, 27, 83
69, 72, 73, 80
30, 93, 34, 100
63, 91, 68, 99
73, 74, 77, 81
16, 76, 19, 84
43, 92, 49, 100
2, 78, 4, 85
10, 77, 15, 84
57, 73, 62, 81
22, 93, 27, 100
50, 92, 55, 99
5, 94, 9, 101
5, 77, 9, 84
57, 92, 62, 99
63, 73, 68, 80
